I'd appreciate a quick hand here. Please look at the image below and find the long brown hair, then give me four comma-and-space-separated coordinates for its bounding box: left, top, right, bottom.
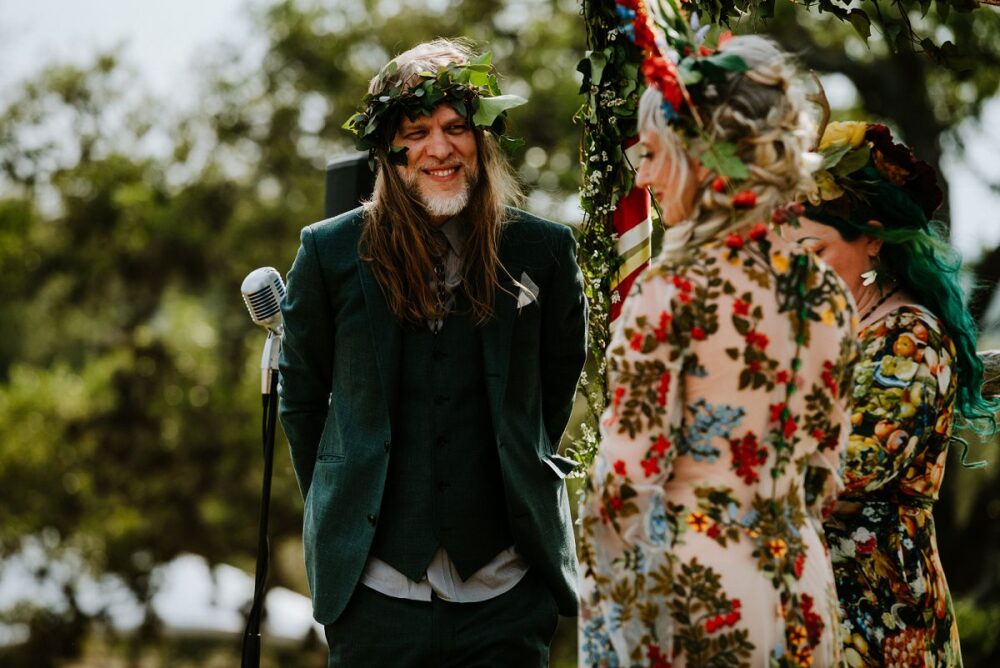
358, 41, 521, 326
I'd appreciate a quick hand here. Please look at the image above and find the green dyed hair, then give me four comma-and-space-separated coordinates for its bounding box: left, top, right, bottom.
805, 181, 999, 439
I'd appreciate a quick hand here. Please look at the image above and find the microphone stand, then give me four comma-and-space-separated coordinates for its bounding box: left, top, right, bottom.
241, 330, 281, 668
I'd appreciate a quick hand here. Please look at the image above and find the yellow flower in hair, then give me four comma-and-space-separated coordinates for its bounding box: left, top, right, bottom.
819, 121, 867, 150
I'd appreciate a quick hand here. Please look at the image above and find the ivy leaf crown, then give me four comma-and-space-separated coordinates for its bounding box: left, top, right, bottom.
615, 0, 751, 181
342, 52, 527, 165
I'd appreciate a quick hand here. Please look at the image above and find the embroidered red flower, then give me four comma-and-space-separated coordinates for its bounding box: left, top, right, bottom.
770, 403, 786, 422
613, 459, 627, 476
651, 434, 671, 456
646, 643, 671, 668
691, 326, 706, 341
801, 593, 825, 646
745, 331, 769, 350
783, 415, 798, 439
821, 360, 838, 396
609, 495, 623, 511
641, 456, 661, 477
776, 369, 790, 384
672, 275, 692, 292
657, 372, 671, 406
605, 386, 626, 425
655, 311, 672, 341
730, 432, 768, 484
733, 299, 750, 316
794, 552, 806, 578
748, 360, 761, 373
630, 331, 644, 351
707, 524, 721, 539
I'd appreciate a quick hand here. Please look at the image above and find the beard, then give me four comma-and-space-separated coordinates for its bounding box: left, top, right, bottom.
400, 163, 478, 219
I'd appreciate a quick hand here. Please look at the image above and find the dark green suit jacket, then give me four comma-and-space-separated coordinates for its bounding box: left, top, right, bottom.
278, 206, 587, 624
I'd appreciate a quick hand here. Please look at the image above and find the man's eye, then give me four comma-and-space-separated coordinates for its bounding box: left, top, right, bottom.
446, 125, 468, 134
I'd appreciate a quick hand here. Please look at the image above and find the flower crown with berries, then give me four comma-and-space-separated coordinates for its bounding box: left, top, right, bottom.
343, 52, 526, 166
615, 0, 751, 181
808, 121, 942, 230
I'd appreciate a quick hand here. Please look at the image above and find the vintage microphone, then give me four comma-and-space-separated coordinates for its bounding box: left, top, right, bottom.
239, 267, 286, 668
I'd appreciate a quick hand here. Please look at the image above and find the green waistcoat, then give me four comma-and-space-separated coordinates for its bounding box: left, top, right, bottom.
371, 293, 512, 581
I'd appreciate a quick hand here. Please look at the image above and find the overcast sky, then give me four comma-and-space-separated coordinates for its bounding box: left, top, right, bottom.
1, 0, 997, 258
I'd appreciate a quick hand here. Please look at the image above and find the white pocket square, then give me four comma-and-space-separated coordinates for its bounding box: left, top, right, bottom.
515, 271, 539, 310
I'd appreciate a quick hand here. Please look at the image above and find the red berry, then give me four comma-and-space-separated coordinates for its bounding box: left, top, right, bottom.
771, 207, 788, 224
732, 190, 757, 209
711, 176, 727, 193
749, 223, 769, 241
790, 202, 805, 216
724, 233, 744, 250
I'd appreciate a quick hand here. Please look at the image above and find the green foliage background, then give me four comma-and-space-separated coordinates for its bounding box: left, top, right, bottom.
0, 0, 997, 665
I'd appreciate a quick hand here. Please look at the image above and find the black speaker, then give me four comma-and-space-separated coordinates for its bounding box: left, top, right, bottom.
324, 153, 376, 219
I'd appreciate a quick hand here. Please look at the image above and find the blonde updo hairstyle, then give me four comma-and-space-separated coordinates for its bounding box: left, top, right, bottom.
638, 35, 815, 239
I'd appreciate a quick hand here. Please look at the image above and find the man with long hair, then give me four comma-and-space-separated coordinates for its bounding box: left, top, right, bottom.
279, 39, 587, 666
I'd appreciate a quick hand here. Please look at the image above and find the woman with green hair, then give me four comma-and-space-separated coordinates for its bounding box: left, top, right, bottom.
791, 121, 999, 667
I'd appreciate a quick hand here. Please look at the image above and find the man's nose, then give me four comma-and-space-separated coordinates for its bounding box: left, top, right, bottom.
425, 129, 452, 161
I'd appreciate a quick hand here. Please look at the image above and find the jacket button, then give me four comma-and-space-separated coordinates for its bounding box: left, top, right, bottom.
367, 514, 377, 526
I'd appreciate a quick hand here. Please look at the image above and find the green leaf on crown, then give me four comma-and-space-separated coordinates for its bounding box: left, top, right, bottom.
699, 142, 749, 180
472, 94, 527, 127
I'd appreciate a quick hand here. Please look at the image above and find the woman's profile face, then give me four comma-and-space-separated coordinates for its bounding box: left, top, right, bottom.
789, 217, 880, 301
634, 130, 697, 227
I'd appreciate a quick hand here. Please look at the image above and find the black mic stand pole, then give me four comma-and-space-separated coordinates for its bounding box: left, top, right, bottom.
241, 330, 281, 668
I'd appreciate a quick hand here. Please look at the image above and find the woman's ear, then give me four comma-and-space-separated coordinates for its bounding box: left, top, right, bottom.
864, 219, 884, 258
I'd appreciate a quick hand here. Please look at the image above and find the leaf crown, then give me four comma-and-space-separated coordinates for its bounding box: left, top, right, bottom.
809, 121, 942, 229
342, 52, 526, 165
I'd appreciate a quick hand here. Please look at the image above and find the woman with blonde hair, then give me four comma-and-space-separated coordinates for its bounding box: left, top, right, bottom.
578, 10, 859, 666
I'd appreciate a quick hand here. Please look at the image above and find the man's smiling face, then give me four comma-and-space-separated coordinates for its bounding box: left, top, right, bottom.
393, 103, 479, 224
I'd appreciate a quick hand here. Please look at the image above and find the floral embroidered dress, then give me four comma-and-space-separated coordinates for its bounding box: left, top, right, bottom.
824, 306, 963, 667
579, 225, 859, 668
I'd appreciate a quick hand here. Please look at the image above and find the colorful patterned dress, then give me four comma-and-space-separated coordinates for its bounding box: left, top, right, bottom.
579, 226, 860, 668
824, 306, 963, 667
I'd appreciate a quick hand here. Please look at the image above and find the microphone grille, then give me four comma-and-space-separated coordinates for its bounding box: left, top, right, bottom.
241, 267, 286, 330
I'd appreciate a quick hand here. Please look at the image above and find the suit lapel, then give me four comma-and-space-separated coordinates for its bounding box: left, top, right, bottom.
482, 232, 519, 420
357, 257, 401, 419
